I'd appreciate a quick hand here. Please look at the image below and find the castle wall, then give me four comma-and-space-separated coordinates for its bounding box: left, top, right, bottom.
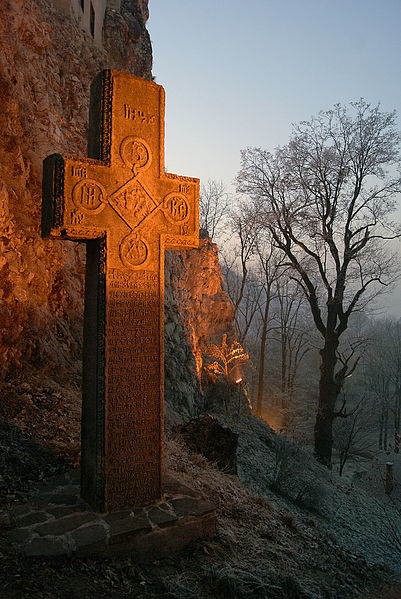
53, 0, 107, 47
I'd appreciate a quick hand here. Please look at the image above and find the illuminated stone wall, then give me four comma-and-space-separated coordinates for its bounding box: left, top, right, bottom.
0, 0, 150, 378
0, 0, 235, 428
164, 240, 236, 425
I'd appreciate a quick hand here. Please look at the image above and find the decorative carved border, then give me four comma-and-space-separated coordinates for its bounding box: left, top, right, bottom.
62, 154, 105, 166
53, 155, 65, 229
164, 173, 199, 183
100, 70, 113, 164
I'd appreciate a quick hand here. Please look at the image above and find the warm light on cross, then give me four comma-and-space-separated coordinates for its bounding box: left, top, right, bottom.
42, 71, 199, 511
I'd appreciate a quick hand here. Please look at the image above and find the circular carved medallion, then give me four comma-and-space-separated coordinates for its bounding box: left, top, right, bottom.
162, 193, 189, 223
119, 231, 149, 269
120, 137, 151, 175
72, 179, 106, 214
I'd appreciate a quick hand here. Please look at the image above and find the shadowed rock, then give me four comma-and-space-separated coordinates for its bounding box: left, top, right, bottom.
179, 414, 238, 475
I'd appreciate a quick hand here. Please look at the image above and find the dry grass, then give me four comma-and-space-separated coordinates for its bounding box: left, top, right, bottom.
163, 438, 390, 599
0, 396, 397, 598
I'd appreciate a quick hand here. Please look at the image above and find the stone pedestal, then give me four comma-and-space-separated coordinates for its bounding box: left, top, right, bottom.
6, 470, 216, 559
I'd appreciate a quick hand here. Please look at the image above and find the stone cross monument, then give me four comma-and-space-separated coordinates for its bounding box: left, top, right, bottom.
42, 70, 199, 512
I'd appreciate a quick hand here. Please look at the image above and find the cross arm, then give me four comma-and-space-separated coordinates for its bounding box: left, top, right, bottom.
158, 173, 200, 251
42, 153, 110, 241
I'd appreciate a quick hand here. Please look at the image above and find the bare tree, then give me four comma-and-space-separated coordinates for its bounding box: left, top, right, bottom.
366, 348, 392, 450
253, 235, 282, 418
237, 100, 401, 466
221, 205, 259, 342
199, 179, 229, 241
332, 391, 370, 475
387, 321, 401, 453
275, 279, 312, 413
203, 334, 249, 382
364, 319, 401, 451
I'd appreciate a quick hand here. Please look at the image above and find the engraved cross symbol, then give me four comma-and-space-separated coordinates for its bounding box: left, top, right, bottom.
42, 71, 199, 512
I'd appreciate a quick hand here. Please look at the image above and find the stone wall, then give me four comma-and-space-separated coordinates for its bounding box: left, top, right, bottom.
0, 0, 235, 428
103, 0, 151, 74
0, 0, 150, 379
53, 0, 107, 48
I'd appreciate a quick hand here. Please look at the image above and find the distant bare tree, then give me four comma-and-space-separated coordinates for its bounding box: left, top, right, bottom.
333, 392, 369, 475
199, 179, 229, 241
254, 235, 282, 418
237, 100, 401, 466
275, 279, 312, 412
221, 205, 259, 341
364, 319, 401, 451
387, 321, 401, 453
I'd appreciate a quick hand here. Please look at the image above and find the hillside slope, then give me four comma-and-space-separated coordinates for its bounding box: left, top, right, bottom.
1, 401, 400, 599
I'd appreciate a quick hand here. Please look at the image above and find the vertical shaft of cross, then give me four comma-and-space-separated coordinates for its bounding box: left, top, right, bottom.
82, 244, 164, 512
106, 266, 163, 510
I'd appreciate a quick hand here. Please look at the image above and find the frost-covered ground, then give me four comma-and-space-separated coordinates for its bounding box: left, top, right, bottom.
213, 410, 401, 575
1, 381, 400, 598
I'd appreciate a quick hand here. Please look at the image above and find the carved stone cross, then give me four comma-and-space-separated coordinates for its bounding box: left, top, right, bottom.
42, 71, 199, 512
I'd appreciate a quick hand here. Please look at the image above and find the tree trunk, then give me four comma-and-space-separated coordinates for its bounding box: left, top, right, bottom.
339, 452, 345, 477
281, 331, 287, 395
384, 405, 388, 450
256, 296, 270, 418
314, 336, 340, 467
394, 387, 400, 454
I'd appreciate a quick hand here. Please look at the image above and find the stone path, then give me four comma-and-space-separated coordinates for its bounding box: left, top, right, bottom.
6, 470, 216, 558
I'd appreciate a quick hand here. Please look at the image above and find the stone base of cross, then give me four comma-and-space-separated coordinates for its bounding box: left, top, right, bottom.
42, 71, 199, 512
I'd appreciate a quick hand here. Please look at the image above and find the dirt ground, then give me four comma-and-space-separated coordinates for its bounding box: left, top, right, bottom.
1, 375, 400, 599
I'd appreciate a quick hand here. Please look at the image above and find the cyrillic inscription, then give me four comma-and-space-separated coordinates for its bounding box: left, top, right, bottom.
124, 104, 156, 125
71, 165, 87, 178
164, 235, 197, 246
70, 209, 84, 225
106, 270, 161, 508
179, 183, 190, 194
73, 179, 106, 214
163, 193, 189, 223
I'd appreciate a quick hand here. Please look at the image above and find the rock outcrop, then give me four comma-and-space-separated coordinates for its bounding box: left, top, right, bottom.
0, 1, 236, 434
179, 414, 238, 474
104, 0, 152, 76
0, 0, 150, 378
164, 240, 235, 425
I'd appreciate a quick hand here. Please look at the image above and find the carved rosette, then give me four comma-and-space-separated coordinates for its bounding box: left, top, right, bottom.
119, 231, 149, 269
120, 136, 151, 176
162, 193, 190, 224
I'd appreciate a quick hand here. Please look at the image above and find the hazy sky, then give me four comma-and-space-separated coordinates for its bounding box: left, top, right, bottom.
148, 0, 401, 316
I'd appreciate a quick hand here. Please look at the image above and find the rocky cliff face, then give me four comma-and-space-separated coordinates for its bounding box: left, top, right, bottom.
164, 240, 235, 426
0, 1, 235, 432
0, 0, 150, 378
104, 0, 151, 74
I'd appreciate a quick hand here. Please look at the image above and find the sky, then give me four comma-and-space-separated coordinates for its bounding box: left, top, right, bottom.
148, 0, 401, 316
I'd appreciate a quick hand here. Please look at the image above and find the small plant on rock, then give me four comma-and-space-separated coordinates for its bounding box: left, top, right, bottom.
203, 334, 249, 383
